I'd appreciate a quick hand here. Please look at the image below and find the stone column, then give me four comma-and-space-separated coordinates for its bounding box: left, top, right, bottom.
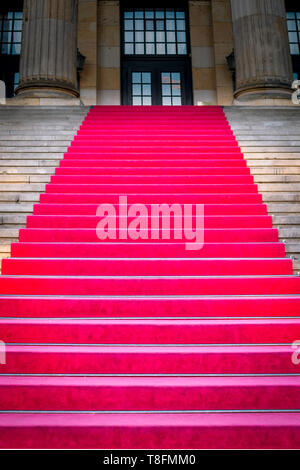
15, 0, 79, 102
230, 0, 293, 103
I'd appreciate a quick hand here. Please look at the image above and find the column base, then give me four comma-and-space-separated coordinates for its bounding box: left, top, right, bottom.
14, 84, 81, 106
233, 86, 294, 106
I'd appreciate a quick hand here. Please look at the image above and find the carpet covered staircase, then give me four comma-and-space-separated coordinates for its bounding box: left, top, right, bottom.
0, 105, 300, 448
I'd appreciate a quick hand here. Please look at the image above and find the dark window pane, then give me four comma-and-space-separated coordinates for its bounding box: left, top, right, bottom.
167, 31, 176, 42
146, 43, 155, 54
133, 96, 142, 105
132, 84, 141, 95
166, 20, 175, 30
143, 84, 151, 95
166, 11, 175, 19
142, 73, 151, 83
2, 43, 9, 53
156, 20, 164, 30
124, 43, 134, 54
173, 96, 182, 105
13, 31, 21, 42
135, 11, 144, 19
125, 31, 134, 42
146, 31, 154, 42
132, 72, 141, 83
167, 43, 176, 54
176, 12, 185, 19
14, 12, 23, 19
177, 31, 186, 42
178, 43, 187, 54
125, 20, 133, 30
161, 72, 170, 83
290, 43, 299, 54
156, 43, 165, 54
176, 20, 186, 30
146, 20, 154, 30
14, 20, 22, 30
172, 72, 181, 82
287, 20, 297, 30
135, 43, 144, 54
135, 20, 144, 30
135, 31, 144, 42
287, 12, 295, 19
12, 43, 20, 54
156, 31, 165, 42
289, 31, 298, 42
143, 96, 152, 105
162, 84, 171, 96
162, 97, 172, 105
156, 11, 164, 19
145, 11, 154, 19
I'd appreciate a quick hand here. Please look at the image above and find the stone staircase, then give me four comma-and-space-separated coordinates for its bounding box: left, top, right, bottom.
224, 106, 300, 274
0, 106, 89, 271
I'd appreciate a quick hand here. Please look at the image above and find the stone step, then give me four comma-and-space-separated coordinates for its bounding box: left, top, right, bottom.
248, 160, 300, 166
0, 160, 58, 167
0, 135, 75, 141
0, 147, 67, 153
0, 215, 28, 225
240, 141, 300, 147
0, 184, 45, 192
267, 203, 300, 213
242, 147, 300, 153
263, 193, 300, 202
254, 175, 300, 183
273, 215, 300, 225
0, 204, 34, 213
0, 167, 54, 174
258, 183, 300, 192
0, 141, 71, 146
251, 167, 300, 175
0, 193, 41, 202
0, 154, 62, 160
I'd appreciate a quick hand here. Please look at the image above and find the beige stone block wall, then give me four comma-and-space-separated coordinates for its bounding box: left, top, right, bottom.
78, 0, 98, 105
189, 1, 217, 105
211, 0, 234, 105
97, 1, 121, 105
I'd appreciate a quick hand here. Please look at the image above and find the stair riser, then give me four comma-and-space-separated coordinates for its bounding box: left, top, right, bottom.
0, 320, 299, 344
2, 259, 293, 276
51, 176, 254, 184
39, 194, 263, 204
33, 203, 267, 216
0, 296, 299, 318
0, 276, 298, 296
11, 242, 285, 259
45, 184, 258, 194
0, 419, 299, 449
59, 159, 248, 168
0, 347, 297, 374
0, 383, 299, 411
55, 167, 251, 175
18, 228, 278, 243
26, 215, 272, 229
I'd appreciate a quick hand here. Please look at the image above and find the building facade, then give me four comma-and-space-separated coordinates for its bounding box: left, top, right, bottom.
0, 0, 299, 106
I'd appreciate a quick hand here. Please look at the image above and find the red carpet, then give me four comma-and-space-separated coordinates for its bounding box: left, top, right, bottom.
0, 105, 300, 448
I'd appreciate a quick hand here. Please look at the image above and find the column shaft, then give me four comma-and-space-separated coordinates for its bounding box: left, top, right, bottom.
16, 0, 79, 98
230, 0, 293, 102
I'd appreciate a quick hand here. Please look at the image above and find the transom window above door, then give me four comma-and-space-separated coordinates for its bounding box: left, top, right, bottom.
123, 8, 188, 56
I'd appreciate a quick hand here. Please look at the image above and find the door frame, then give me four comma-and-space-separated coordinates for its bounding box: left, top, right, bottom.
120, 0, 193, 105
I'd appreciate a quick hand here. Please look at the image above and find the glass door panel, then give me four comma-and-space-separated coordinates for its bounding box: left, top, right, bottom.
161, 71, 182, 105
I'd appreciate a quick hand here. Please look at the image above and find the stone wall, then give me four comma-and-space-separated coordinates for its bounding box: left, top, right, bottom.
189, 0, 217, 105
97, 0, 121, 105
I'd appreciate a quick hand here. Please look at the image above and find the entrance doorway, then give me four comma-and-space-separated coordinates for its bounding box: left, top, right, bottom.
121, 2, 193, 105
